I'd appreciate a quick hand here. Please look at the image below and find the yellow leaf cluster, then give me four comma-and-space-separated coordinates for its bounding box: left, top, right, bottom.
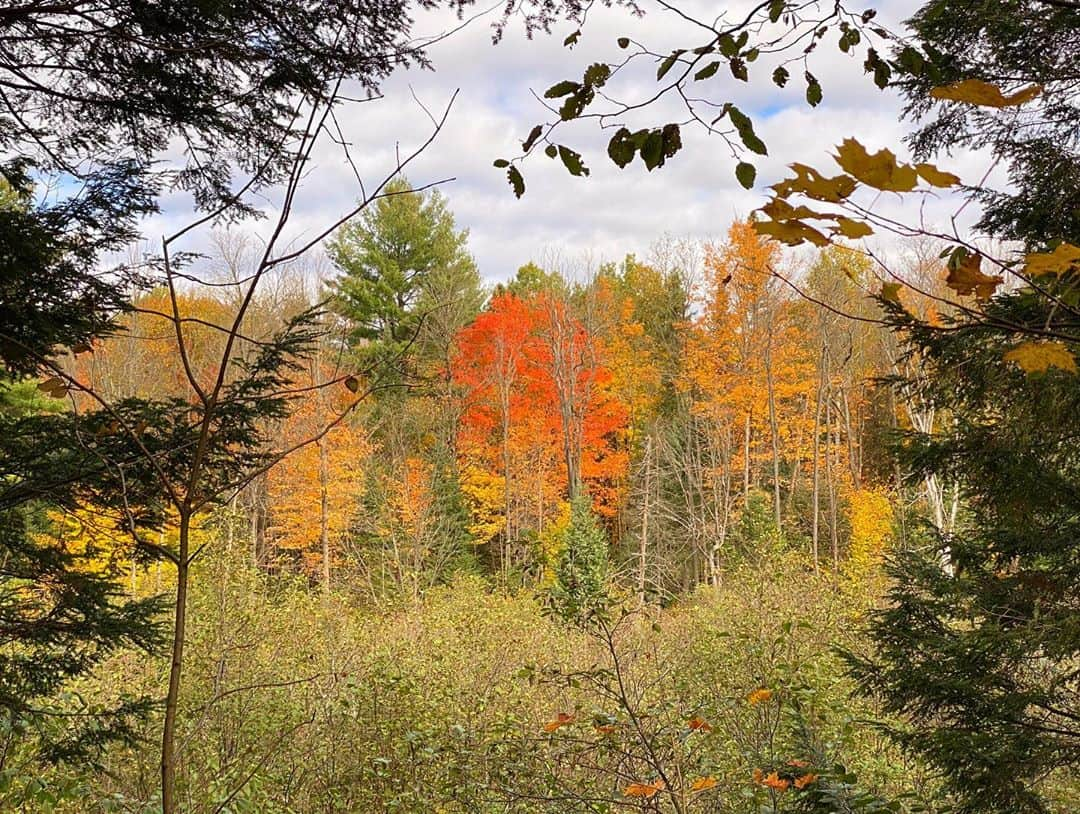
845, 487, 894, 573
460, 464, 506, 544
747, 687, 773, 706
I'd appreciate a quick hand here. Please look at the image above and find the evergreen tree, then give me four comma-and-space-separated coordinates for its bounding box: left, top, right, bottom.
328, 177, 482, 380
551, 495, 610, 620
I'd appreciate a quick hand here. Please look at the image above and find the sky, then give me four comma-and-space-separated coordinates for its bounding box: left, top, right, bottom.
152, 0, 1003, 287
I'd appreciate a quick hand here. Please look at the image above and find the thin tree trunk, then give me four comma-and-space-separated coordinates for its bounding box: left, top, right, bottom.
764, 315, 782, 532
319, 436, 330, 593
811, 343, 825, 572
638, 436, 652, 606
161, 514, 190, 814
742, 410, 752, 506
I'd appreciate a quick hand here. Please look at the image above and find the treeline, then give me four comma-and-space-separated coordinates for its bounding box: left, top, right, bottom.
48, 183, 944, 606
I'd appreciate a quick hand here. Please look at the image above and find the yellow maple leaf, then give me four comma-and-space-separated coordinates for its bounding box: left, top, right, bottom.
1023, 243, 1080, 278
931, 79, 1042, 108
747, 687, 774, 705
834, 138, 918, 192
832, 217, 874, 239
945, 253, 1002, 301
916, 162, 961, 188
1003, 341, 1078, 375
880, 282, 904, 305
754, 218, 830, 248
771, 163, 857, 203
690, 776, 718, 792
761, 198, 831, 221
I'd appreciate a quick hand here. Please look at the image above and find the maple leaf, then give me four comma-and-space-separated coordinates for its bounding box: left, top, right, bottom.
754, 218, 830, 248
687, 715, 712, 732
624, 779, 665, 798
690, 776, 718, 792
945, 253, 1002, 301
1023, 243, 1080, 278
915, 162, 960, 188
880, 283, 904, 305
794, 773, 818, 789
834, 138, 918, 192
747, 687, 773, 705
543, 712, 574, 732
832, 216, 874, 239
1003, 341, 1078, 375
930, 79, 1042, 108
771, 162, 856, 203
761, 771, 790, 791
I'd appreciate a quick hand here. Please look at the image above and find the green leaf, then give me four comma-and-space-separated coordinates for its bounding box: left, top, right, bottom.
507, 166, 525, 198
641, 131, 664, 170
522, 125, 543, 152
493, 159, 509, 168
558, 145, 589, 177
563, 29, 580, 48
657, 50, 683, 81
805, 72, 823, 106
607, 128, 636, 168
583, 62, 611, 88
694, 61, 720, 81
544, 80, 580, 99
726, 105, 767, 155
545, 144, 558, 158
661, 122, 682, 161
718, 35, 737, 58
736, 162, 756, 189
729, 57, 748, 82
772, 66, 789, 87
768, 0, 785, 22
617, 36, 630, 49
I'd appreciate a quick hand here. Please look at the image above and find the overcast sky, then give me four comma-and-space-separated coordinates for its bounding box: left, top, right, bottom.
154, 0, 1002, 287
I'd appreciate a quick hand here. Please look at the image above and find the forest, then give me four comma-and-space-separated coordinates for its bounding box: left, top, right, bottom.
1, 1, 1078, 813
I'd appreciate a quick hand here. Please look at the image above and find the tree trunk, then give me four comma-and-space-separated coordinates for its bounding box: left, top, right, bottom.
638, 436, 652, 606
811, 343, 826, 572
161, 513, 191, 814
764, 314, 782, 532
319, 435, 330, 593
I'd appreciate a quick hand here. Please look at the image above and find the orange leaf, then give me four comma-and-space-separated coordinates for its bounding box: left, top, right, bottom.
747, 688, 773, 706
794, 773, 819, 790
688, 715, 712, 732
543, 712, 574, 733
690, 776, 718, 792
945, 252, 1002, 301
624, 779, 665, 798
761, 771, 790, 791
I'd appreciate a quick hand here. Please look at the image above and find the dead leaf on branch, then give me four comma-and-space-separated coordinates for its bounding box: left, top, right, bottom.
931, 79, 1042, 108
945, 252, 1002, 301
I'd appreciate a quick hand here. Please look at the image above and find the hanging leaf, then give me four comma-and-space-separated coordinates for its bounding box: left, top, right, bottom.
544, 81, 579, 99
558, 145, 589, 177
507, 166, 525, 198
945, 251, 1002, 300
735, 161, 756, 189
834, 138, 918, 192
694, 61, 720, 81
522, 125, 543, 152
805, 72, 823, 106
832, 216, 874, 238
916, 162, 960, 188
754, 219, 830, 247
772, 163, 856, 203
563, 29, 580, 48
657, 50, 683, 81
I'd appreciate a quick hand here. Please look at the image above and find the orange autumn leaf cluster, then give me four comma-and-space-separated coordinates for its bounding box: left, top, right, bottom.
453, 291, 630, 544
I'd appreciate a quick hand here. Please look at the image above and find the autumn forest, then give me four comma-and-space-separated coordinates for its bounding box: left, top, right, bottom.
2, 2, 1079, 814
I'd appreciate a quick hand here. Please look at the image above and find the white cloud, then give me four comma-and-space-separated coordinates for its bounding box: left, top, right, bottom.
145, 0, 997, 286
